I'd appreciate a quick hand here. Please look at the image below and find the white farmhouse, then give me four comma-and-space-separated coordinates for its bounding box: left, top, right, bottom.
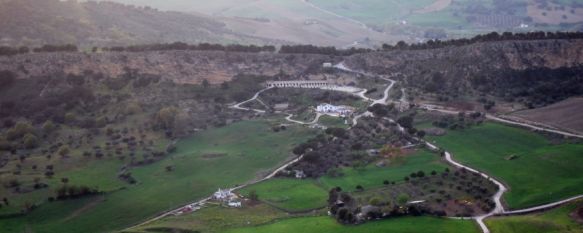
316, 104, 355, 117
228, 200, 242, 208
213, 188, 235, 201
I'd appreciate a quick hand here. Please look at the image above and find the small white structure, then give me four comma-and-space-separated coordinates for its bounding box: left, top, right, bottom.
228, 200, 242, 208
519, 23, 529, 28
323, 62, 333, 68
294, 170, 306, 179
213, 188, 235, 201
316, 104, 355, 117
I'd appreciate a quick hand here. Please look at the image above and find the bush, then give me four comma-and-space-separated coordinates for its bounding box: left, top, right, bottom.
23, 133, 39, 149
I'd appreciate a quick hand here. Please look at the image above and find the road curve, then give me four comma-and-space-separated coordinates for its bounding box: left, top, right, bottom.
285, 113, 323, 125
486, 115, 583, 139
230, 87, 273, 112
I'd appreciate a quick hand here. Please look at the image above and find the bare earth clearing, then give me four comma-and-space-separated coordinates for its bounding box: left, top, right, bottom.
511, 97, 583, 134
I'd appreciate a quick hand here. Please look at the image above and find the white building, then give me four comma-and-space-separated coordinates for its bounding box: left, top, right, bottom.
316, 104, 355, 117
213, 188, 235, 201
228, 200, 242, 208
323, 62, 333, 68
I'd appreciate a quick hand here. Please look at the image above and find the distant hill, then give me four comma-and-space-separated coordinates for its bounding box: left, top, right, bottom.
90, 0, 583, 46
0, 0, 281, 47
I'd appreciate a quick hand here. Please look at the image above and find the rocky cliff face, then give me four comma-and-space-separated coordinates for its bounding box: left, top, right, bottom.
345, 39, 583, 74
344, 39, 583, 106
0, 51, 329, 84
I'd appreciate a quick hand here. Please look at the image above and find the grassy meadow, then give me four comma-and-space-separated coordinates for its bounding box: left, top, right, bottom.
224, 215, 481, 233
486, 201, 583, 233
319, 149, 448, 191
0, 120, 314, 233
239, 178, 328, 212
427, 122, 583, 209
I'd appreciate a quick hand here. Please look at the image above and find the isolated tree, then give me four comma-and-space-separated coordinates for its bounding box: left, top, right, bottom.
64, 113, 76, 124
58, 145, 70, 157
7, 121, 34, 140
249, 190, 258, 201
202, 79, 210, 88
155, 107, 178, 130
397, 194, 409, 206
23, 133, 39, 149
42, 120, 56, 134
369, 197, 383, 206
220, 82, 229, 90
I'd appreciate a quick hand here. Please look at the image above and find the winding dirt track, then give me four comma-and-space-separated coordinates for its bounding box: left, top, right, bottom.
338, 63, 583, 233
128, 63, 583, 233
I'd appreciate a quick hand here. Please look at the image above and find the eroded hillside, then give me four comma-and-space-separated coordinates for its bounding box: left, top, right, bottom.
0, 51, 330, 84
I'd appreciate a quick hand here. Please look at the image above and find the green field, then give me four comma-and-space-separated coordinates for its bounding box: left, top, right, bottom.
225, 215, 481, 233
318, 115, 349, 129
319, 149, 448, 191
133, 203, 288, 233
0, 120, 314, 233
310, 0, 435, 25
427, 122, 583, 209
486, 201, 583, 233
239, 178, 328, 212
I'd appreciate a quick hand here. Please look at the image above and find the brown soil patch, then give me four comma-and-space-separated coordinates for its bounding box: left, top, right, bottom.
414, 0, 452, 14
445, 101, 476, 111
527, 1, 583, 25
511, 97, 583, 134
570, 205, 583, 224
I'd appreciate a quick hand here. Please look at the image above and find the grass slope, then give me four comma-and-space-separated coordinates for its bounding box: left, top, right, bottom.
428, 122, 583, 209
486, 201, 583, 233
239, 178, 328, 212
0, 120, 314, 233
224, 215, 480, 233
319, 149, 448, 191
134, 204, 287, 233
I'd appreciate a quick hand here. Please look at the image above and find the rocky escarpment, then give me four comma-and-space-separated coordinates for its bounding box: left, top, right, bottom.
345, 39, 583, 74
345, 39, 583, 107
0, 50, 330, 84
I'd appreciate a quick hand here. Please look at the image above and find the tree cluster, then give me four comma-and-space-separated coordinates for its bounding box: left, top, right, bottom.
382, 31, 583, 51
279, 44, 372, 56
103, 42, 276, 53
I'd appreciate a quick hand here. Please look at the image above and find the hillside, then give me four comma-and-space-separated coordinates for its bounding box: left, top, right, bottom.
0, 0, 280, 47
511, 97, 583, 134
91, 0, 583, 45
345, 38, 583, 109
0, 50, 328, 85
